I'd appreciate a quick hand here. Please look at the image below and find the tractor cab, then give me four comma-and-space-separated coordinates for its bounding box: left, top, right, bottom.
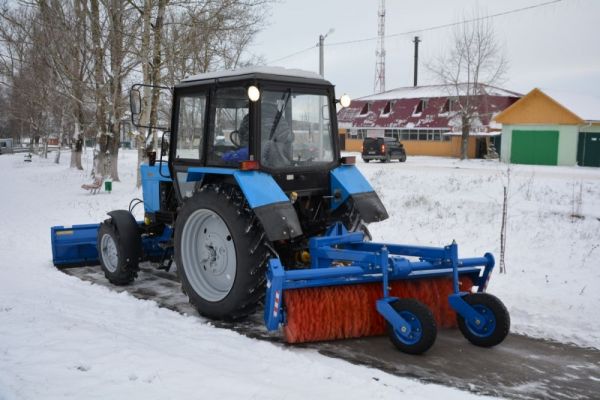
170, 67, 344, 196
130, 68, 386, 246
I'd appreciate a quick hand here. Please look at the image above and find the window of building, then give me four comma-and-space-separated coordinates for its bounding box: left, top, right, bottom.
412, 99, 427, 116
359, 103, 371, 115
441, 99, 450, 114
441, 98, 459, 113
381, 101, 393, 116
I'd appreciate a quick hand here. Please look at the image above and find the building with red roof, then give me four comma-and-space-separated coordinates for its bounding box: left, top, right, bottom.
338, 84, 521, 158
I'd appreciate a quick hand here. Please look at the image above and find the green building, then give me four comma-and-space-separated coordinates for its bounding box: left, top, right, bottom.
494, 88, 600, 167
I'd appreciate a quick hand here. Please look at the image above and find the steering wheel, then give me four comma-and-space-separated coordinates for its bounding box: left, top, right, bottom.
229, 130, 242, 148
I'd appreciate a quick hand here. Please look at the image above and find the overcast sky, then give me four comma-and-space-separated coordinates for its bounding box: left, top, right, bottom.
248, 0, 600, 99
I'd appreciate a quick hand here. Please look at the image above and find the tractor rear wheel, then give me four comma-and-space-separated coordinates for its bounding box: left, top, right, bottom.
175, 185, 268, 320
97, 220, 138, 285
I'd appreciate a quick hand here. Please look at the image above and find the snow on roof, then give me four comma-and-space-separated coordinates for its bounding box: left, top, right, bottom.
183, 66, 324, 82
540, 88, 600, 122
359, 84, 521, 101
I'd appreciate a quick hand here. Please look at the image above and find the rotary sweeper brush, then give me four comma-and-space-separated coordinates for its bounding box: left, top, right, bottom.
50, 67, 509, 354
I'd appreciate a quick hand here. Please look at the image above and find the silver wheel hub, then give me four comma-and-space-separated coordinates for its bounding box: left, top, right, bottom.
181, 209, 236, 302
100, 233, 119, 273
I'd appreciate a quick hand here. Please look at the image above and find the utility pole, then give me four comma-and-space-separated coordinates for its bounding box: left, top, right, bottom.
318, 29, 334, 77
319, 34, 324, 77
413, 36, 421, 87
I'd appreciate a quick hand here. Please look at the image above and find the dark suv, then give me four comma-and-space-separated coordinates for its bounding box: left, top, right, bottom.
362, 137, 406, 163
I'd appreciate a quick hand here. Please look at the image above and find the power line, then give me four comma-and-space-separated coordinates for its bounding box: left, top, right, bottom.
267, 44, 316, 64
328, 0, 564, 47
266, 0, 564, 63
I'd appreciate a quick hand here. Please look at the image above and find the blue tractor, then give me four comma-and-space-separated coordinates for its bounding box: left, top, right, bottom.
51, 67, 509, 354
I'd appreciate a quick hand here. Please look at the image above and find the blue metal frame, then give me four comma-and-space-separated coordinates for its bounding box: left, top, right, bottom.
264, 222, 496, 338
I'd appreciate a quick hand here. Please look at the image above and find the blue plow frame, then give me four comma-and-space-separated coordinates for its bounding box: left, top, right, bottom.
51, 223, 172, 267
264, 223, 495, 341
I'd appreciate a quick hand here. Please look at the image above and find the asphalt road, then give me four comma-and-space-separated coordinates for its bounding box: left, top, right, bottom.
62, 264, 600, 400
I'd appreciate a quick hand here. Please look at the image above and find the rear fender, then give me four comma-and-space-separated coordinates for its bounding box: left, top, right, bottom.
185, 167, 302, 241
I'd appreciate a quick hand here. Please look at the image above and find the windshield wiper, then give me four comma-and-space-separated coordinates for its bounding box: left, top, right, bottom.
268, 89, 291, 140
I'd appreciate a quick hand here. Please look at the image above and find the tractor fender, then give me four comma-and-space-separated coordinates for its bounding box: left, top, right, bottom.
105, 210, 143, 263
330, 165, 389, 223
185, 167, 303, 241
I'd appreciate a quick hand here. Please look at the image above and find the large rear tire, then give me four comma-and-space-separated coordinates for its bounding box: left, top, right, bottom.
174, 185, 269, 320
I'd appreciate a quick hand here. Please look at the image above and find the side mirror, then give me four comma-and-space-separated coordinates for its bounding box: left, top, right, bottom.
161, 131, 170, 157
130, 87, 142, 126
129, 83, 172, 130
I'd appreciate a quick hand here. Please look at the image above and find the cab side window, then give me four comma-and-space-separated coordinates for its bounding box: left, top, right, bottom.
208, 87, 250, 166
176, 93, 207, 160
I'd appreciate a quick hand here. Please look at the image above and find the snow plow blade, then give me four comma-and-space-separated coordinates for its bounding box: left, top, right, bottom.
50, 223, 166, 268
51, 224, 102, 267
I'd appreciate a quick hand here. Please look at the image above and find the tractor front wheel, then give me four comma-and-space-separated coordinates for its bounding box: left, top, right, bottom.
175, 186, 268, 320
97, 220, 138, 285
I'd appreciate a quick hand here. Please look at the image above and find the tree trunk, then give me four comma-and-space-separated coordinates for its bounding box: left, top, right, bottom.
70, 130, 77, 168
107, 0, 124, 182
54, 113, 64, 164
90, 0, 108, 177
149, 0, 168, 149
460, 115, 470, 160
136, 0, 153, 188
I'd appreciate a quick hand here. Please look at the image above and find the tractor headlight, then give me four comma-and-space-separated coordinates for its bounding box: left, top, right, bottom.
339, 94, 351, 108
248, 85, 260, 102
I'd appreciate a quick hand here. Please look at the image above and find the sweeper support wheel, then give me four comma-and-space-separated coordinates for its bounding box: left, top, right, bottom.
387, 298, 437, 355
457, 293, 510, 347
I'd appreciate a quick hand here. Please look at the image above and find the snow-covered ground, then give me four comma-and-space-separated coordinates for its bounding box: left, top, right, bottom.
0, 148, 598, 399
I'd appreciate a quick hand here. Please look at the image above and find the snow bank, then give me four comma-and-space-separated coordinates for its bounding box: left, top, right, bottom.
0, 150, 499, 400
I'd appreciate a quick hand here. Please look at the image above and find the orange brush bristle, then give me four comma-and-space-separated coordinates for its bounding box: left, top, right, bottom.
283, 277, 473, 343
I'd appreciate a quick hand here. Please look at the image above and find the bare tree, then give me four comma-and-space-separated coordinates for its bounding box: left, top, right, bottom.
1, 0, 270, 187
429, 12, 507, 159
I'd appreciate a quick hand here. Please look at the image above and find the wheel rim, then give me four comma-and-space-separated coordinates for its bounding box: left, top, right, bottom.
393, 310, 423, 345
181, 209, 236, 302
465, 304, 496, 338
100, 233, 119, 273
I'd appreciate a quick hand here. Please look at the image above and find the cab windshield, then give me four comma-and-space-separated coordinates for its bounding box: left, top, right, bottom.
260, 89, 334, 169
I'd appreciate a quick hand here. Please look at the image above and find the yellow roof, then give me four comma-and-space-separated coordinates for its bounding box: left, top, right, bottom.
494, 88, 584, 125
